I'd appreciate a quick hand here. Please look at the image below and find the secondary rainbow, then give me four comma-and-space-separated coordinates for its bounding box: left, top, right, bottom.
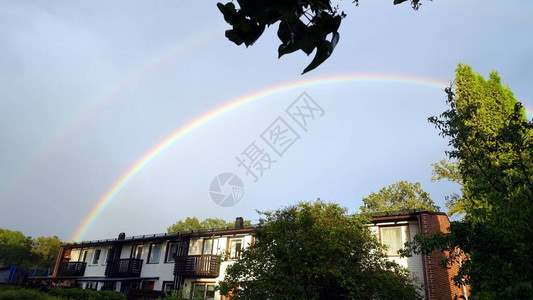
71, 73, 451, 241
0, 29, 222, 208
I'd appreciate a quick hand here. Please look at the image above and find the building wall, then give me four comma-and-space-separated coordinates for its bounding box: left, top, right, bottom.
421, 213, 469, 300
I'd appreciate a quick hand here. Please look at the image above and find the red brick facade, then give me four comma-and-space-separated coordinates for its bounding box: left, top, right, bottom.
420, 213, 469, 300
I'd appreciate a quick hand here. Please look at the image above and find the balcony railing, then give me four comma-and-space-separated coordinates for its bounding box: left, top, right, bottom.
105, 258, 143, 278
174, 255, 220, 277
56, 262, 86, 277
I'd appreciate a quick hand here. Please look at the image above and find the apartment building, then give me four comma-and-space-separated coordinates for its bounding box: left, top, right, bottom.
43, 212, 467, 299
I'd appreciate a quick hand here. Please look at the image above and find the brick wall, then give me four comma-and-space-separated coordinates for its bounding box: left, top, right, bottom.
420, 213, 469, 300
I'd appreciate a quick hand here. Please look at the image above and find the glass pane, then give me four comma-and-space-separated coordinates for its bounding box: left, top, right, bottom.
212, 239, 219, 255
149, 244, 161, 263
92, 249, 101, 264
206, 285, 216, 300
193, 283, 205, 298
230, 239, 243, 259
167, 243, 178, 262
203, 239, 213, 255
381, 227, 403, 255
132, 245, 143, 259
188, 239, 202, 255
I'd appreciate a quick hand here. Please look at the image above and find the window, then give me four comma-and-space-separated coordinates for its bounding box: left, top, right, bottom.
380, 226, 409, 256
131, 244, 143, 259
148, 243, 162, 263
188, 239, 202, 255
80, 249, 88, 262
141, 280, 154, 290
103, 248, 112, 265
203, 238, 218, 255
203, 239, 213, 255
191, 283, 216, 300
166, 242, 178, 263
92, 249, 101, 265
162, 281, 174, 292
228, 238, 243, 259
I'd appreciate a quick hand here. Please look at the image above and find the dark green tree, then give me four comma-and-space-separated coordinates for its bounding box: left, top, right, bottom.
430, 159, 465, 216
218, 201, 421, 299
0, 228, 32, 266
167, 217, 251, 234
31, 236, 63, 269
217, 0, 425, 74
360, 180, 440, 213
404, 64, 533, 299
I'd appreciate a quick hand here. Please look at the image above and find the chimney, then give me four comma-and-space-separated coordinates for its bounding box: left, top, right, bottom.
234, 217, 244, 229
118, 232, 126, 240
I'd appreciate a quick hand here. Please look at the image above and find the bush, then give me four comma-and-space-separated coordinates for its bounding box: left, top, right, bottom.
47, 288, 126, 300
0, 285, 60, 300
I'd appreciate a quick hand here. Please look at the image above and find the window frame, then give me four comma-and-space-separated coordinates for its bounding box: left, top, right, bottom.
102, 248, 112, 266
379, 224, 410, 257
226, 237, 245, 260
91, 249, 101, 265
165, 242, 179, 263
147, 242, 162, 264
190, 282, 216, 300
131, 244, 144, 259
162, 281, 174, 292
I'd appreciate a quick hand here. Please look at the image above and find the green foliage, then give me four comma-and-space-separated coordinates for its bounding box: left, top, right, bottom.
0, 286, 125, 300
360, 180, 440, 213
47, 288, 126, 300
0, 286, 60, 300
430, 159, 465, 216
157, 287, 204, 300
167, 217, 251, 234
217, 0, 423, 74
31, 237, 62, 269
0, 228, 63, 270
218, 201, 422, 299
407, 64, 533, 298
0, 228, 32, 267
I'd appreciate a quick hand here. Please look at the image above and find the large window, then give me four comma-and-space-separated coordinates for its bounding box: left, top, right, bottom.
148, 243, 162, 264
228, 238, 243, 259
103, 248, 112, 265
80, 249, 88, 262
131, 244, 143, 259
188, 239, 203, 255
91, 249, 101, 265
380, 226, 409, 256
165, 242, 178, 263
188, 239, 218, 256
191, 283, 216, 300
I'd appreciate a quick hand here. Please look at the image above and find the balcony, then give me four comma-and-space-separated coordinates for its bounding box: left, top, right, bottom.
105, 258, 143, 278
174, 255, 220, 278
56, 262, 86, 277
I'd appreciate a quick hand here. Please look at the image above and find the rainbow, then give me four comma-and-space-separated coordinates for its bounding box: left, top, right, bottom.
71, 73, 451, 241
0, 29, 222, 208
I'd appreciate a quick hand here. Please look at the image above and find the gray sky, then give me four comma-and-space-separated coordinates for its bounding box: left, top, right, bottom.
1, 0, 532, 241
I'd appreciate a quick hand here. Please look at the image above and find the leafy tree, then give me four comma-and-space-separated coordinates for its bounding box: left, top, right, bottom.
31, 236, 63, 269
360, 180, 440, 213
430, 159, 465, 216
0, 228, 32, 266
218, 201, 421, 299
405, 64, 533, 298
0, 229, 63, 269
217, 0, 425, 74
167, 217, 251, 234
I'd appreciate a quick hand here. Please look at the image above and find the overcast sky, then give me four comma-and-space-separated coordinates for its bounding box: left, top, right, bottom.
1, 0, 532, 241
